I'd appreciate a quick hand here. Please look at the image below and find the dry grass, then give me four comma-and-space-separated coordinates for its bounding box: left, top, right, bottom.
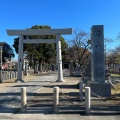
112, 83, 120, 94
105, 83, 120, 105
111, 74, 120, 77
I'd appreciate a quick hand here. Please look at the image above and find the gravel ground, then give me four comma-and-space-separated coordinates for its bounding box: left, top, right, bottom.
28, 73, 120, 114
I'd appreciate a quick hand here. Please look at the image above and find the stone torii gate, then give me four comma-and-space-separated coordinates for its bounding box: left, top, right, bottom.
7, 28, 72, 82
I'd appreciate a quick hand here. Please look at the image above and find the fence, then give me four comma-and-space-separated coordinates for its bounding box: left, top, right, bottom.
1, 70, 18, 81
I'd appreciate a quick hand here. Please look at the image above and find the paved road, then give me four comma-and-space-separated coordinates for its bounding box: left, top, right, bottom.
0, 72, 57, 116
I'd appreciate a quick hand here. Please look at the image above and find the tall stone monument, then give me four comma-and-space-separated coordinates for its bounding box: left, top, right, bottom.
91, 25, 105, 82
87, 25, 111, 97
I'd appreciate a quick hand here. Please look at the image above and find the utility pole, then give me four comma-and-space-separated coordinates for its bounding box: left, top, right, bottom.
0, 46, 2, 83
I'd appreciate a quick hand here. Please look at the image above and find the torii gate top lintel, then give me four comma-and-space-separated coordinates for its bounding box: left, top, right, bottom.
7, 28, 73, 36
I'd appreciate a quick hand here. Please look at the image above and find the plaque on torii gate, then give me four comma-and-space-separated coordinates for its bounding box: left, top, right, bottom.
7, 28, 72, 82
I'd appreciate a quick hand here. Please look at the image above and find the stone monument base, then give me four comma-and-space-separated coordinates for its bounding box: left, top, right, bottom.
87, 82, 111, 97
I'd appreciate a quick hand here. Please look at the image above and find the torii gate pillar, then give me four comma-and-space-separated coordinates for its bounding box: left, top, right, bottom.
56, 34, 64, 82
16, 35, 24, 82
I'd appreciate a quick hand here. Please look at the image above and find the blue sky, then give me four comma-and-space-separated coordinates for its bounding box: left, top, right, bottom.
0, 0, 120, 59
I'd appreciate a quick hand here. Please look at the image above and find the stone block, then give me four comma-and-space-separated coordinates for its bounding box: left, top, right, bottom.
87, 82, 111, 97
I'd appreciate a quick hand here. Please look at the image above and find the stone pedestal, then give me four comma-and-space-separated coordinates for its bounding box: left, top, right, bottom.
87, 82, 111, 97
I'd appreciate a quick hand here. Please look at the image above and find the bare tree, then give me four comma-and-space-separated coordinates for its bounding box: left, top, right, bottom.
68, 30, 91, 71
106, 46, 120, 73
